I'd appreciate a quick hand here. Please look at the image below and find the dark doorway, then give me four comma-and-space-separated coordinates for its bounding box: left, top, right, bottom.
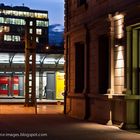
75, 42, 85, 93
98, 35, 109, 94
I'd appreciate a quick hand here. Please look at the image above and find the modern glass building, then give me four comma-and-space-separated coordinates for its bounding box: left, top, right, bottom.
0, 3, 48, 52
0, 4, 64, 101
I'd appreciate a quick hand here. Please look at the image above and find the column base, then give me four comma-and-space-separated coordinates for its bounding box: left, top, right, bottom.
107, 120, 113, 126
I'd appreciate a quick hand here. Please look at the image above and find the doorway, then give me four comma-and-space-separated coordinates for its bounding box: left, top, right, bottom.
98, 35, 109, 94
46, 72, 55, 100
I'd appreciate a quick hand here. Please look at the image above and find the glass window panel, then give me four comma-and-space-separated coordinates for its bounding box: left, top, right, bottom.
2, 9, 48, 19
59, 58, 65, 64
30, 12, 34, 17
4, 35, 20, 42
36, 29, 42, 35
26, 12, 29, 17
36, 37, 39, 43
4, 35, 11, 41
30, 29, 33, 34
36, 20, 48, 27
13, 54, 24, 63
0, 17, 4, 23
13, 84, 18, 90
44, 58, 56, 64
0, 84, 8, 90
4, 26, 10, 32
30, 21, 33, 26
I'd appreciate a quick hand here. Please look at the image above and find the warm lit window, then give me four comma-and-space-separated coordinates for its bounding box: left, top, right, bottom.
30, 21, 33, 26
12, 36, 20, 42
36, 29, 42, 35
26, 12, 29, 17
36, 37, 39, 43
4, 35, 11, 41
2, 18, 25, 25
4, 35, 20, 42
29, 29, 33, 34
3, 26, 10, 32
18, 11, 24, 17
2, 9, 48, 19
30, 12, 34, 17
13, 11, 18, 16
0, 26, 10, 33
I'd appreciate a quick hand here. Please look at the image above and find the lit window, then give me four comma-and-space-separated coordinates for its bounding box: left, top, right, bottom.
21, 19, 25, 25
35, 13, 38, 18
36, 20, 48, 27
29, 29, 33, 34
44, 21, 48, 27
18, 11, 23, 16
36, 29, 42, 35
2, 9, 48, 19
0, 26, 3, 32
26, 12, 29, 17
0, 26, 9, 33
1, 18, 25, 25
12, 36, 20, 42
3, 26, 10, 32
4, 35, 11, 41
30, 21, 33, 26
0, 17, 4, 23
4, 35, 20, 42
23, 12, 27, 16
30, 12, 34, 17
36, 37, 39, 43
13, 11, 18, 16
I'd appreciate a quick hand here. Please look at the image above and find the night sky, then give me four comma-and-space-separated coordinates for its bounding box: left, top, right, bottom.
0, 0, 64, 25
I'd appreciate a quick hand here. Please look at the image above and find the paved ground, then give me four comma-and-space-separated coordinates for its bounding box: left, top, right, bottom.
0, 97, 63, 104
0, 105, 139, 140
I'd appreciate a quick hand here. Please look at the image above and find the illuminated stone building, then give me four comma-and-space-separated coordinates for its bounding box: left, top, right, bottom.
64, 0, 140, 129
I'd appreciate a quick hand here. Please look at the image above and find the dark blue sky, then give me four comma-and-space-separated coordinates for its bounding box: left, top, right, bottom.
0, 0, 64, 25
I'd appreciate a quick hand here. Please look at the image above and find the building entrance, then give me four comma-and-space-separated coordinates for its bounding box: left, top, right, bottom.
46, 72, 55, 100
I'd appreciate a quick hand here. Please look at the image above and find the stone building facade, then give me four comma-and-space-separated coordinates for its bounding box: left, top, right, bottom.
64, 0, 140, 129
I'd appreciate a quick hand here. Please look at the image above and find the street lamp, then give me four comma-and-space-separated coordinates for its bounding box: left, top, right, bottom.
46, 46, 50, 50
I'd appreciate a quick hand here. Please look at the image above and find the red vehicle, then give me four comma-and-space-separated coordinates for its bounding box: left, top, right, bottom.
0, 76, 19, 96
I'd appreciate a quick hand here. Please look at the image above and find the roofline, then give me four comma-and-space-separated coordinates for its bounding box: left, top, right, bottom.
0, 3, 48, 13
